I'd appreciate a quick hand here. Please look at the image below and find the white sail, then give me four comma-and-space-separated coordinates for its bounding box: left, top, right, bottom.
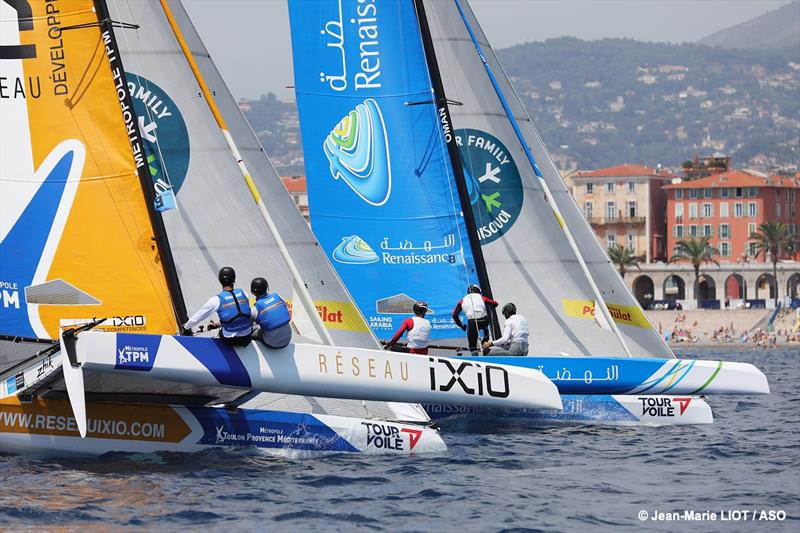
108, 0, 427, 421
423, 0, 673, 358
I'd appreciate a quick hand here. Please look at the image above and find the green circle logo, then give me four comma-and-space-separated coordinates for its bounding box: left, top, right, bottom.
126, 73, 189, 195
456, 129, 524, 245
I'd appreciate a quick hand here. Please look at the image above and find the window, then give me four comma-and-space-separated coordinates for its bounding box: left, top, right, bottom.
734, 202, 743, 217
735, 187, 743, 198
689, 189, 699, 199
673, 225, 684, 238
606, 201, 616, 220
627, 201, 637, 218
689, 203, 698, 219
689, 225, 698, 237
719, 224, 730, 238
748, 223, 756, 237
703, 224, 712, 237
777, 202, 782, 218
748, 242, 758, 257
703, 188, 713, 199
585, 182, 594, 194
721, 188, 730, 198
748, 187, 757, 197
675, 189, 683, 200
719, 202, 729, 218
626, 233, 636, 250
585, 201, 593, 219
675, 203, 684, 220
627, 181, 636, 193
607, 234, 617, 248
606, 182, 615, 193
720, 242, 730, 257
748, 202, 757, 217
701, 203, 713, 218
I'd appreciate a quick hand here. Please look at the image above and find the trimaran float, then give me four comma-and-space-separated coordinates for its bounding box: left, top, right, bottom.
288, 0, 769, 425
0, 0, 561, 456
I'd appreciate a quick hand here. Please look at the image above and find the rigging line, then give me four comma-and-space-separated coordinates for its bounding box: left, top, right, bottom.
157, 0, 333, 346
451, 0, 633, 357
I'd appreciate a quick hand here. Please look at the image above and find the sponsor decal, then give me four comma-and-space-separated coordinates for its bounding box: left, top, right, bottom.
190, 406, 358, 452
429, 358, 509, 398
0, 397, 192, 442
317, 0, 383, 92
285, 299, 370, 332
0, 280, 20, 309
361, 422, 421, 451
332, 235, 379, 264
376, 233, 459, 266
115, 332, 161, 371
638, 396, 692, 417
455, 129, 524, 244
324, 98, 391, 205
562, 299, 651, 329
317, 352, 409, 381
126, 73, 190, 210
36, 353, 54, 379
60, 315, 148, 333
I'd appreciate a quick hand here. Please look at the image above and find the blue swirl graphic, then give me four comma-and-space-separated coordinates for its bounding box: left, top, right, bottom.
331, 235, 379, 264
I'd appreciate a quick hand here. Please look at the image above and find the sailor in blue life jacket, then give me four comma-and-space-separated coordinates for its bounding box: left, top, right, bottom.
250, 277, 293, 349
183, 266, 253, 347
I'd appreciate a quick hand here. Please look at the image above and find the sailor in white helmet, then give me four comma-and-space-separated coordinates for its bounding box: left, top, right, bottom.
483, 303, 529, 356
384, 301, 432, 354
452, 284, 498, 355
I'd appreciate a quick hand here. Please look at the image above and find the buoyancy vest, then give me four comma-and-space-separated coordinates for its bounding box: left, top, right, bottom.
461, 293, 487, 319
406, 316, 431, 348
217, 289, 252, 333
254, 293, 292, 331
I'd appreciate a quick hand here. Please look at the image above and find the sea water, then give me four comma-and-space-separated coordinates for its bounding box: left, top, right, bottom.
1, 347, 798, 531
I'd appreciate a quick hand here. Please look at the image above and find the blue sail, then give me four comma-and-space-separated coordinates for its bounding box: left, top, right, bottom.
289, 0, 477, 341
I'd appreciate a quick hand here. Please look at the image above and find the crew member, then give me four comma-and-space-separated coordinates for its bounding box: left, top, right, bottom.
452, 284, 498, 355
385, 301, 432, 354
183, 266, 253, 346
482, 303, 529, 356
250, 277, 293, 349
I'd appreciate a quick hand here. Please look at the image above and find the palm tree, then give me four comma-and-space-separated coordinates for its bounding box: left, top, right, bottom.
607, 244, 641, 277
668, 236, 719, 305
750, 221, 798, 306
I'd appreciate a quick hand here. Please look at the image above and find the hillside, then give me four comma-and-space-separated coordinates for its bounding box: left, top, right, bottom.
699, 0, 800, 52
243, 38, 799, 174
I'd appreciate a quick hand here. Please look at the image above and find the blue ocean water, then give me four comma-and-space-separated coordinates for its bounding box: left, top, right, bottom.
1, 347, 798, 532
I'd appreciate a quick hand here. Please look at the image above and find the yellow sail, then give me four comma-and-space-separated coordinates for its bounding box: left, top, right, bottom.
0, 0, 177, 338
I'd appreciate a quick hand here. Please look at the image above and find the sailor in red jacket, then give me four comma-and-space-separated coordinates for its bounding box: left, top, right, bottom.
385, 301, 432, 354
452, 284, 498, 355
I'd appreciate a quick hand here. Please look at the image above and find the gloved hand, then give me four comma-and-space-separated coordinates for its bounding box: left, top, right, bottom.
461, 325, 467, 332
384, 344, 392, 350
180, 327, 193, 336
207, 321, 220, 331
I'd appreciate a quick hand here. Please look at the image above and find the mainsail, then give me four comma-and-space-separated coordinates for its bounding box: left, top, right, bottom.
0, 0, 178, 340
291, 0, 673, 358
288, 0, 479, 342
106, 0, 426, 421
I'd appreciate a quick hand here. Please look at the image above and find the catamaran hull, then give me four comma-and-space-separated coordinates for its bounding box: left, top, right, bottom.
475, 356, 769, 396
0, 396, 446, 457
423, 394, 713, 426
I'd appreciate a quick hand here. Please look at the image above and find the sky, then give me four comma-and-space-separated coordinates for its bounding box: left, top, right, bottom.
183, 0, 793, 100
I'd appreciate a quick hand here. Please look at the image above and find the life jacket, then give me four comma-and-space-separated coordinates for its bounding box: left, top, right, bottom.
406, 316, 431, 348
217, 288, 252, 333
254, 293, 292, 331
461, 293, 487, 319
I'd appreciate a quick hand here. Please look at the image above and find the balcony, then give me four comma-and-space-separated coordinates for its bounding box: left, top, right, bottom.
589, 216, 646, 225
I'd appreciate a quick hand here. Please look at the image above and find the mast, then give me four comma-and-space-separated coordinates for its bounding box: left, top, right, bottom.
93, 0, 190, 332
413, 0, 501, 338
157, 0, 335, 345
450, 0, 633, 357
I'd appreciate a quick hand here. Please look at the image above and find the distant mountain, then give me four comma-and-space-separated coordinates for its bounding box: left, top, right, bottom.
243, 38, 799, 174
699, 1, 800, 51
